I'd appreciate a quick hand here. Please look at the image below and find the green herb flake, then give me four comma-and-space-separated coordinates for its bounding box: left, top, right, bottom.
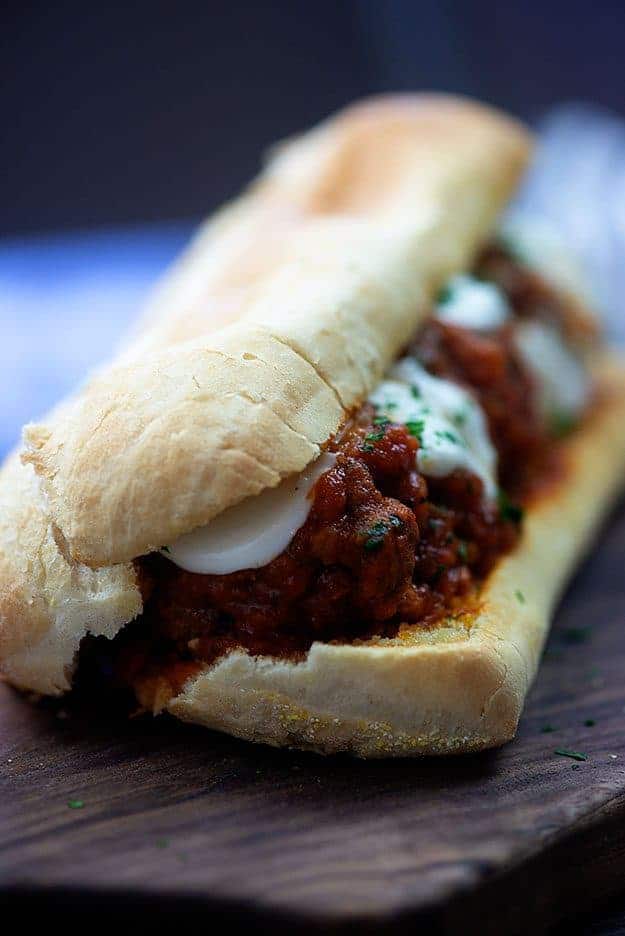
554, 748, 587, 762
410, 385, 421, 399
373, 416, 390, 426
435, 429, 462, 446
550, 409, 577, 439
457, 541, 468, 562
155, 838, 170, 849
584, 719, 596, 727
405, 419, 425, 443
541, 724, 556, 734
361, 425, 388, 452
437, 282, 454, 305
498, 489, 524, 524
454, 409, 467, 427
363, 520, 390, 552
515, 589, 526, 604
67, 799, 84, 809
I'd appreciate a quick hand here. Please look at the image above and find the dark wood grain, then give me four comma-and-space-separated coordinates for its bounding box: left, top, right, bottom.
2, 499, 625, 934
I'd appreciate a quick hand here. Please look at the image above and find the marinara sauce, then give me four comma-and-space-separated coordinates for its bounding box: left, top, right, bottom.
91, 246, 587, 700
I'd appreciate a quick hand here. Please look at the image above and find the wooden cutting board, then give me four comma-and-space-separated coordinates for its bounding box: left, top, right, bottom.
2, 500, 625, 934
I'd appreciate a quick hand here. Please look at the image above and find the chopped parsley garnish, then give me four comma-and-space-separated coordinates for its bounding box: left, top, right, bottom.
373, 415, 390, 426
555, 749, 587, 762
405, 419, 425, 443
437, 282, 454, 305
435, 429, 462, 446
67, 799, 85, 809
410, 385, 421, 399
515, 589, 526, 604
362, 427, 386, 452
454, 409, 467, 427
156, 838, 170, 848
457, 541, 468, 562
362, 515, 404, 551
363, 521, 389, 551
550, 409, 577, 438
584, 719, 596, 727
498, 489, 524, 524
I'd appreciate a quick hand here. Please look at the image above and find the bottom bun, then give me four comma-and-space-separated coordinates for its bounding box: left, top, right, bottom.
1, 359, 623, 757
166, 357, 625, 756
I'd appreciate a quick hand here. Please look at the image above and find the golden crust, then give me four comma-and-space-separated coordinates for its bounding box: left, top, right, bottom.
0, 451, 141, 696
3, 94, 620, 757
123, 94, 532, 358
22, 95, 531, 567
167, 360, 625, 756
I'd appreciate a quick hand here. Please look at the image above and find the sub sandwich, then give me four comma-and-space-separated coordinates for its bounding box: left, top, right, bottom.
1, 95, 624, 756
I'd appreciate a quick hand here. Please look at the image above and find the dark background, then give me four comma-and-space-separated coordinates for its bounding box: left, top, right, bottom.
3, 0, 625, 236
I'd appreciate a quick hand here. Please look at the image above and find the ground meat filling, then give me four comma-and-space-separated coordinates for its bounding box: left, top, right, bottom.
133, 409, 520, 674
137, 438, 419, 663
411, 319, 548, 495
92, 245, 589, 695
475, 244, 597, 345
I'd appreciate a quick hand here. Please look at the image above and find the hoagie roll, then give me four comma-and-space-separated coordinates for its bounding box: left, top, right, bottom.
2, 95, 624, 756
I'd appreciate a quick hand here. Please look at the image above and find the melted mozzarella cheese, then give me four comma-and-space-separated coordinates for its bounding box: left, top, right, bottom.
370, 357, 497, 498
514, 320, 589, 421
500, 216, 593, 303
435, 274, 511, 332
164, 452, 336, 575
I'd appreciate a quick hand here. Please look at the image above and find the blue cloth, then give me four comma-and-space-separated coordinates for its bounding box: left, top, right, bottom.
0, 222, 193, 456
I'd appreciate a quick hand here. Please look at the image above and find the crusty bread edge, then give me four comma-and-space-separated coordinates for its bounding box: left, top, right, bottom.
0, 449, 141, 696
166, 356, 625, 756
22, 95, 531, 568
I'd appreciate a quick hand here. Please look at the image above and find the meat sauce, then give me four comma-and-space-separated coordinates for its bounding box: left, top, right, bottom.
411, 319, 549, 495
133, 413, 518, 669
84, 245, 589, 700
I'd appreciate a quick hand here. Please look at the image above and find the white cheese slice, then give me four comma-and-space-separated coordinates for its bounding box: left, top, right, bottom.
371, 357, 497, 498
435, 274, 511, 332
164, 452, 336, 575
514, 320, 589, 422
500, 216, 593, 304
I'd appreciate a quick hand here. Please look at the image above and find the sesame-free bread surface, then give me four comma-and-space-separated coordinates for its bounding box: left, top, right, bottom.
22, 95, 531, 567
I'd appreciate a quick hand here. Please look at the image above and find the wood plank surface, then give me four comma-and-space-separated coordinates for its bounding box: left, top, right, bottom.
2, 499, 625, 934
